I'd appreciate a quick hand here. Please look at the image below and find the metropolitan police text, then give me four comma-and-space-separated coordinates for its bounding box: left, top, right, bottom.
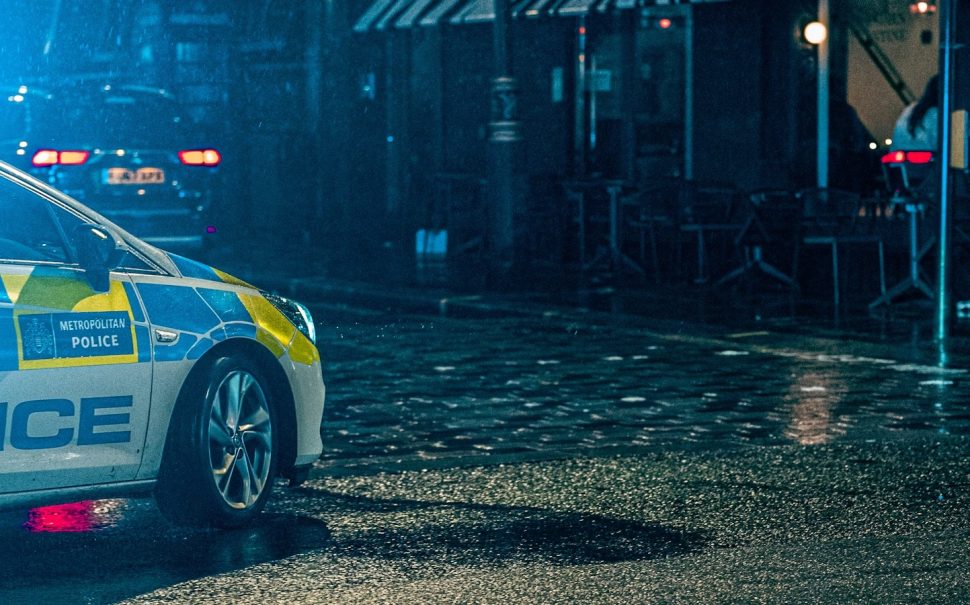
58, 317, 128, 331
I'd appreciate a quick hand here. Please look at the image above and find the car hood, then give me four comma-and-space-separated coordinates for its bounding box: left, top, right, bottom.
165, 253, 256, 291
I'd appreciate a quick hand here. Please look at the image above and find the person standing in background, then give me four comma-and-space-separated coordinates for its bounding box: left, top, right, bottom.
889, 75, 939, 198
891, 74, 939, 152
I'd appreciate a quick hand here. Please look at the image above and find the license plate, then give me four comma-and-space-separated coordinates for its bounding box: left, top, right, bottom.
104, 167, 165, 185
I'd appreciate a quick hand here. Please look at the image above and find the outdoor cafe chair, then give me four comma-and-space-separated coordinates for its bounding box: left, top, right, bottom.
675, 181, 746, 284
715, 188, 802, 290
798, 187, 886, 310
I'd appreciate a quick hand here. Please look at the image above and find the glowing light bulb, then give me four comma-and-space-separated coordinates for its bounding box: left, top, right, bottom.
803, 21, 827, 45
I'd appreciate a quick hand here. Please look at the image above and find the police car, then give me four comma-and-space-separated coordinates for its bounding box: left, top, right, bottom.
0, 160, 325, 527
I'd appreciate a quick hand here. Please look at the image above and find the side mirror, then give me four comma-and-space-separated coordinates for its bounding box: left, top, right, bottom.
74, 224, 123, 292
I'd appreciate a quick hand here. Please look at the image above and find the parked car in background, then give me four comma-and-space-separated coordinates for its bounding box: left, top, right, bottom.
1, 83, 222, 252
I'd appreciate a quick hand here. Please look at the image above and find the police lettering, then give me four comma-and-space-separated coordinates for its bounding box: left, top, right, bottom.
0, 396, 132, 451
70, 334, 121, 350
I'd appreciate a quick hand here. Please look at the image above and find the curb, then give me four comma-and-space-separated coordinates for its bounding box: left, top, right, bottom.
243, 271, 970, 368
251, 275, 559, 321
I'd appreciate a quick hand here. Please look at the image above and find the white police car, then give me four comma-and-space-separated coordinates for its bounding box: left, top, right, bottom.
0, 160, 325, 527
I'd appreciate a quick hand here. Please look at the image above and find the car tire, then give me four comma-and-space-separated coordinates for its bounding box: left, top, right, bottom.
155, 355, 278, 528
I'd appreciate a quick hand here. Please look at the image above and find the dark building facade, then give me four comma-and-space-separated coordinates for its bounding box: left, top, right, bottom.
9, 1, 970, 287
347, 0, 826, 267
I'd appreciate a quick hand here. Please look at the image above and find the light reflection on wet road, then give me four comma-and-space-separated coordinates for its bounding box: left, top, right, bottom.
314, 305, 970, 472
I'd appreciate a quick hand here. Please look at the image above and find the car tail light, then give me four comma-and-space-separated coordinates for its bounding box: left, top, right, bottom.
905, 151, 933, 164
881, 151, 906, 164
32, 149, 90, 167
179, 148, 221, 167
881, 150, 934, 164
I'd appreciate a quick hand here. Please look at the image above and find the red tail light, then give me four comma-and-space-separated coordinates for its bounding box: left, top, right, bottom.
905, 150, 933, 164
881, 151, 906, 164
32, 149, 90, 167
881, 150, 934, 164
179, 148, 221, 167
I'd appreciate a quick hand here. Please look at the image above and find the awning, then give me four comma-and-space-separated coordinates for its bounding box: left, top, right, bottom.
418, 0, 467, 27
556, 0, 601, 17
353, 0, 397, 33
396, 0, 440, 28
354, 0, 629, 32
450, 0, 494, 24
353, 0, 729, 32
374, 0, 417, 30
518, 0, 557, 19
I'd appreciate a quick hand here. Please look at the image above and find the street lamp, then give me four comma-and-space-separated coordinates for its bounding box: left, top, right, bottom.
488, 0, 521, 280
910, 1, 936, 14
802, 21, 827, 45
803, 3, 830, 189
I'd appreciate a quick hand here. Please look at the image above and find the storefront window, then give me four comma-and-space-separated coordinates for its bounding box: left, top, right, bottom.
634, 13, 686, 182
587, 33, 624, 176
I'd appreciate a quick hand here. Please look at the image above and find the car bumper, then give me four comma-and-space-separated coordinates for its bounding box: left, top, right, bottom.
283, 355, 326, 468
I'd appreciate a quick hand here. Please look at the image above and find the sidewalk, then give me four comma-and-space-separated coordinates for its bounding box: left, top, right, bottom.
203, 243, 970, 367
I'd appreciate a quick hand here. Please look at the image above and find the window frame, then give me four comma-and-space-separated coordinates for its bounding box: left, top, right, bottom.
0, 172, 165, 275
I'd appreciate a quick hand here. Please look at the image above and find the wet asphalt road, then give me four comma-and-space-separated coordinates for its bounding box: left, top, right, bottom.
2, 302, 970, 603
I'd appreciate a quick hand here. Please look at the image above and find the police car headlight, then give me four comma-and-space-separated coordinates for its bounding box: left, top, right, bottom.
262, 292, 317, 344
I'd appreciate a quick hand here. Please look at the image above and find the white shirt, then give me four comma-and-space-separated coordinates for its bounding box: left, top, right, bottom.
891, 104, 938, 151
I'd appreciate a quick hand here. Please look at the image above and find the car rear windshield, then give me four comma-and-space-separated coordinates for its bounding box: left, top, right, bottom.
32, 91, 191, 148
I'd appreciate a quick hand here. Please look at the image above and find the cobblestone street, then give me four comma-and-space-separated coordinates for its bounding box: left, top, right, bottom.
313, 301, 970, 474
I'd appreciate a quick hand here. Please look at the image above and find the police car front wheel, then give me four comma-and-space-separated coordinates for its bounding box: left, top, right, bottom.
155, 355, 278, 527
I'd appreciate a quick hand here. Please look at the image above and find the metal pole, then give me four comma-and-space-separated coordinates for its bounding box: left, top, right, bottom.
816, 0, 829, 189
493, 0, 509, 73
684, 7, 694, 181
488, 0, 521, 279
306, 0, 324, 228
385, 35, 400, 217
935, 0, 956, 341
306, 2, 323, 135
589, 54, 597, 158
574, 17, 587, 175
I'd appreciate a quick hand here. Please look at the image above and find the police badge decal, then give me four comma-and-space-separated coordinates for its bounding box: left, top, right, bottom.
20, 315, 56, 360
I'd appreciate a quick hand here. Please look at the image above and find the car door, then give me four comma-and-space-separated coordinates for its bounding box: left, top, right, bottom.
0, 174, 152, 493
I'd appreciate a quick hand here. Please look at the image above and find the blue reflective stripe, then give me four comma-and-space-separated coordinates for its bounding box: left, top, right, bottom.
187, 338, 214, 360
0, 307, 16, 371
170, 254, 220, 282
223, 322, 258, 340
136, 282, 264, 363
137, 284, 221, 335
199, 288, 251, 323
123, 281, 146, 323
135, 325, 152, 362
0, 278, 14, 371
